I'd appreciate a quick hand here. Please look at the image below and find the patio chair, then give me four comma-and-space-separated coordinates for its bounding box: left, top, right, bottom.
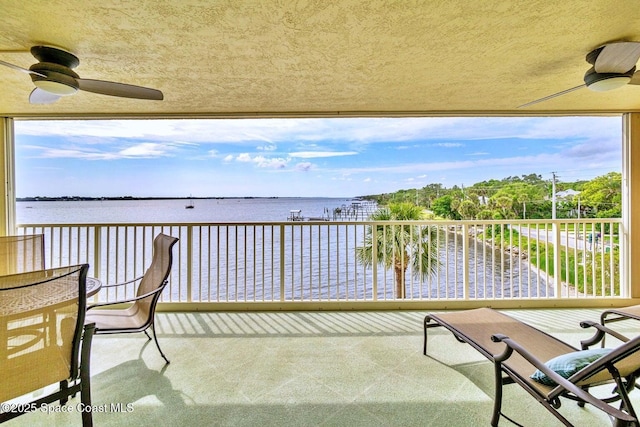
424, 307, 640, 427
0, 234, 47, 356
601, 305, 640, 334
85, 233, 178, 364
0, 234, 44, 275
0, 264, 95, 426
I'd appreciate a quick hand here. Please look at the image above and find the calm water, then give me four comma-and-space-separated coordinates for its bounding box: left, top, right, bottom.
16, 197, 549, 298
17, 197, 359, 224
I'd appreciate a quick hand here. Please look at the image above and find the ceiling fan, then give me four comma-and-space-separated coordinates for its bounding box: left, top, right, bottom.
0, 45, 163, 104
518, 41, 640, 108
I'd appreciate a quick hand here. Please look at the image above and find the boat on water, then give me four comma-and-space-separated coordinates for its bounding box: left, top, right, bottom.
286, 200, 377, 221
287, 209, 331, 221
287, 209, 303, 221
185, 197, 195, 209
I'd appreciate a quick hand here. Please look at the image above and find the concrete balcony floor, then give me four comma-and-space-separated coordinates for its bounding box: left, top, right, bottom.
7, 309, 640, 426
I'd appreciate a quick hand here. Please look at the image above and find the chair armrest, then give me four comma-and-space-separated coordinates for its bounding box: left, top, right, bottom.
491, 333, 637, 424
87, 280, 167, 310
99, 276, 143, 289
579, 320, 631, 348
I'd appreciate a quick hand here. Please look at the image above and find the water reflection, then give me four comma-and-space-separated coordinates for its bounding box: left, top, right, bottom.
432, 231, 552, 299
194, 227, 553, 301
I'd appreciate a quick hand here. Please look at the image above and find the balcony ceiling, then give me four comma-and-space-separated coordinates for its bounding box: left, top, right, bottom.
1, 0, 640, 118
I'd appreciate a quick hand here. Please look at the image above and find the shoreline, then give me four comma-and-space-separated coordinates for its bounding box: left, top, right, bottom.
17, 196, 367, 202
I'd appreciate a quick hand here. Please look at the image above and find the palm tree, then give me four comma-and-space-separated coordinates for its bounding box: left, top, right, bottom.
355, 202, 440, 299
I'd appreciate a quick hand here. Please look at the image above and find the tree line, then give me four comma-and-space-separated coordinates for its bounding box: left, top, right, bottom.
361, 172, 621, 220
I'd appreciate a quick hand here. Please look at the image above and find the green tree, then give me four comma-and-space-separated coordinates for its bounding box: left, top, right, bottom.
355, 203, 440, 298
431, 195, 461, 219
360, 172, 616, 220
490, 195, 514, 219
477, 209, 494, 220
580, 172, 622, 218
420, 183, 447, 208
457, 199, 478, 219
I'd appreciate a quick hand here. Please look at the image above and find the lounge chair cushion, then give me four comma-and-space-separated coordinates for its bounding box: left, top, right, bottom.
531, 348, 612, 386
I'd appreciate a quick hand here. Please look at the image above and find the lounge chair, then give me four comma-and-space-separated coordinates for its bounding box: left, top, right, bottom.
424, 307, 640, 426
85, 233, 178, 364
0, 264, 95, 426
602, 305, 640, 334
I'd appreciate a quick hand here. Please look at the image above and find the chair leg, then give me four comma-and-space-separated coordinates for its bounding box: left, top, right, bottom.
143, 329, 152, 340
616, 377, 638, 421
148, 324, 170, 364
60, 380, 69, 405
491, 363, 503, 426
80, 324, 95, 427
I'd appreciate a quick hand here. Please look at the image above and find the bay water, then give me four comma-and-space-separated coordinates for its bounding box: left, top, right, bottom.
16, 197, 548, 299
16, 197, 358, 224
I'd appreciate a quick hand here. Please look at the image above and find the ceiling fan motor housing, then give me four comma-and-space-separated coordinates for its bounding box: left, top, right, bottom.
583, 66, 635, 91
30, 45, 80, 69
29, 62, 80, 95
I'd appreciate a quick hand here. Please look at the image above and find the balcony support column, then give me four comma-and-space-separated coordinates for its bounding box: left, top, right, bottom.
623, 113, 640, 298
0, 118, 16, 236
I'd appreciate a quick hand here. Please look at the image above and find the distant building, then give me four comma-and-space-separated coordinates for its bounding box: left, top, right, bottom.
555, 189, 582, 218
556, 189, 580, 199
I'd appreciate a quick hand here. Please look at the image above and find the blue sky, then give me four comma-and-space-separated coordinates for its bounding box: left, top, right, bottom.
14, 116, 622, 198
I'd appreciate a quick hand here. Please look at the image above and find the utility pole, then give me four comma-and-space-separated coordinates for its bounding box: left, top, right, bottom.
551, 172, 557, 219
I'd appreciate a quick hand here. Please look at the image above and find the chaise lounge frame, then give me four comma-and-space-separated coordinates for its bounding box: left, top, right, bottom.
423, 308, 640, 427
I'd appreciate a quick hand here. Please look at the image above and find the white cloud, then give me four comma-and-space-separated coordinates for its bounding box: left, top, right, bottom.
289, 151, 358, 158
119, 143, 171, 157
37, 147, 116, 160
233, 153, 290, 169
16, 116, 622, 149
296, 162, 313, 171
434, 142, 464, 147
253, 155, 288, 169
236, 153, 253, 162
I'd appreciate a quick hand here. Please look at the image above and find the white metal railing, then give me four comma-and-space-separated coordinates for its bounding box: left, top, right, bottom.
16, 218, 624, 305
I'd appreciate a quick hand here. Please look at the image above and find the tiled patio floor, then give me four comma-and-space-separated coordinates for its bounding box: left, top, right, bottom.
6, 309, 640, 426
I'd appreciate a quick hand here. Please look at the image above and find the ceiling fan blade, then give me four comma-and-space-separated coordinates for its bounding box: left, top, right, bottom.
594, 42, 640, 73
517, 84, 586, 108
29, 88, 61, 104
0, 59, 46, 77
629, 70, 640, 85
77, 79, 163, 100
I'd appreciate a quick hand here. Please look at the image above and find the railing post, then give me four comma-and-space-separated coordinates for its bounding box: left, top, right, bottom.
280, 224, 285, 302
462, 222, 469, 299
186, 225, 193, 303
372, 222, 378, 301
552, 222, 562, 297
93, 226, 101, 280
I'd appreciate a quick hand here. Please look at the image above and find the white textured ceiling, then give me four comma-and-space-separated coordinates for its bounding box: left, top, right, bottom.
1, 0, 640, 118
